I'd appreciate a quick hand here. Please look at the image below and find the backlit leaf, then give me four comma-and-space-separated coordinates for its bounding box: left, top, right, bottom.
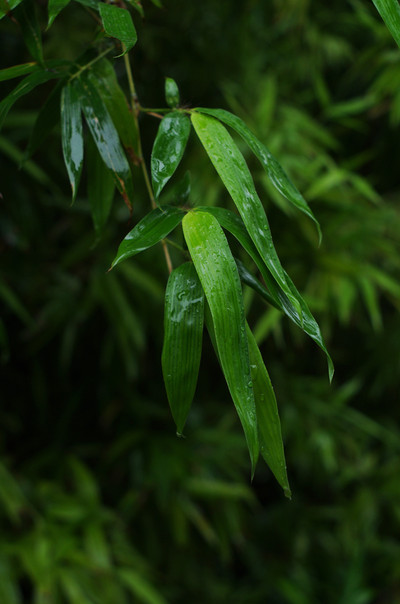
111, 206, 185, 269
61, 80, 83, 202
196, 107, 321, 242
162, 262, 204, 434
372, 0, 400, 49
182, 210, 259, 473
151, 112, 191, 200
99, 3, 137, 56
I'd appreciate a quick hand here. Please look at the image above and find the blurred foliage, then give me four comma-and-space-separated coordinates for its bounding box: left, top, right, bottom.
1, 0, 400, 602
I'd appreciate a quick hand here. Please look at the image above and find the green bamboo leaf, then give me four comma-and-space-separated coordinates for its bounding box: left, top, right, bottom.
111, 206, 184, 269
0, 68, 63, 131
191, 111, 302, 318
162, 262, 204, 434
196, 107, 321, 243
47, 0, 70, 29
182, 210, 259, 473
196, 205, 333, 380
75, 72, 134, 206
86, 58, 138, 156
119, 568, 168, 604
86, 135, 115, 236
0, 62, 38, 82
372, 0, 400, 49
61, 80, 83, 202
24, 80, 63, 160
165, 77, 180, 108
151, 112, 191, 200
0, 0, 24, 19
235, 258, 278, 309
99, 3, 137, 56
14, 0, 43, 64
246, 323, 291, 498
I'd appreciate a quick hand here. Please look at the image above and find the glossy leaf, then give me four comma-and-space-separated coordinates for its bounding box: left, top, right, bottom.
0, 0, 24, 19
196, 107, 321, 242
182, 210, 259, 472
0, 69, 63, 131
151, 112, 191, 200
196, 205, 334, 380
99, 3, 137, 56
61, 80, 83, 202
111, 206, 185, 269
246, 323, 291, 498
86, 135, 115, 236
165, 77, 180, 108
86, 59, 138, 156
191, 111, 302, 318
372, 0, 400, 49
25, 80, 64, 160
0, 62, 38, 82
75, 72, 134, 206
162, 262, 204, 434
14, 0, 43, 64
47, 0, 70, 28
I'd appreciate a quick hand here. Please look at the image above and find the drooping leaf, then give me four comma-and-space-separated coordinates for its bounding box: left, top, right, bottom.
24, 80, 64, 159
0, 62, 38, 82
182, 210, 259, 473
372, 0, 400, 49
195, 205, 334, 380
99, 2, 137, 56
151, 112, 191, 200
86, 135, 115, 236
61, 80, 83, 202
196, 107, 321, 242
235, 258, 278, 309
0, 0, 24, 19
0, 68, 64, 131
47, 0, 71, 29
75, 71, 134, 206
86, 58, 138, 156
165, 77, 180, 108
111, 206, 185, 269
191, 111, 302, 318
246, 323, 291, 498
162, 262, 204, 434
14, 0, 43, 64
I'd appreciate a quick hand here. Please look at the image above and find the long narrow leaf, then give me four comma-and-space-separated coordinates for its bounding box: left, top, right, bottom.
0, 62, 38, 82
61, 80, 83, 202
75, 72, 134, 206
99, 3, 137, 56
47, 0, 71, 28
372, 0, 400, 49
182, 210, 259, 473
235, 258, 278, 309
191, 111, 302, 318
111, 206, 184, 269
86, 135, 115, 236
14, 0, 43, 64
151, 112, 191, 200
196, 107, 321, 242
162, 262, 204, 434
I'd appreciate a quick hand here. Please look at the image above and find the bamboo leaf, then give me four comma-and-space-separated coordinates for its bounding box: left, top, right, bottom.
196, 205, 333, 380
14, 0, 43, 64
246, 323, 291, 498
165, 77, 180, 108
182, 210, 259, 473
372, 0, 400, 49
196, 107, 321, 242
61, 80, 83, 202
99, 3, 137, 56
111, 206, 184, 269
0, 0, 24, 20
47, 0, 71, 29
162, 262, 204, 434
235, 258, 278, 309
86, 135, 115, 236
191, 111, 302, 318
119, 568, 168, 604
0, 62, 38, 82
151, 112, 191, 200
75, 72, 134, 206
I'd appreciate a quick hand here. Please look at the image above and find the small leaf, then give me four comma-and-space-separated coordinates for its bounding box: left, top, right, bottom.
0, 62, 38, 82
0, 0, 24, 19
191, 111, 303, 319
47, 0, 71, 29
61, 80, 83, 202
87, 135, 115, 236
165, 77, 180, 108
14, 0, 44, 64
99, 3, 137, 56
25, 80, 64, 159
75, 71, 134, 206
182, 210, 259, 473
111, 206, 185, 269
372, 0, 400, 49
151, 112, 191, 200
162, 262, 204, 434
196, 107, 321, 243
246, 323, 291, 498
